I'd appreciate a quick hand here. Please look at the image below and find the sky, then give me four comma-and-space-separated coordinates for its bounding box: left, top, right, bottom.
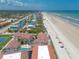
0, 0, 79, 10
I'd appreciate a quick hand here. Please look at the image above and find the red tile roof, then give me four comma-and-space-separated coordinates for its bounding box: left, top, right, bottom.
0, 51, 28, 59
38, 32, 47, 38
34, 32, 48, 43
32, 45, 38, 59
21, 51, 28, 59
34, 38, 48, 43
0, 51, 3, 59
48, 45, 56, 59
15, 33, 32, 39
5, 40, 20, 48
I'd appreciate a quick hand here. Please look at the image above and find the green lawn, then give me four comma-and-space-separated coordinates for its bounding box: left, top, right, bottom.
0, 35, 12, 50
27, 19, 45, 34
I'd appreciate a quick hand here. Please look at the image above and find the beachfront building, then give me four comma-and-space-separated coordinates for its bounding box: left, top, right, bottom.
24, 16, 30, 22
28, 14, 33, 21
31, 19, 36, 22
37, 32, 48, 38
1, 49, 31, 59
34, 38, 48, 45
15, 33, 33, 45
8, 25, 19, 32
32, 45, 56, 59
11, 18, 18, 23
34, 32, 49, 45
0, 51, 3, 59
27, 22, 36, 29
18, 20, 26, 28
14, 33, 34, 52
3, 39, 20, 54
0, 33, 33, 59
19, 44, 32, 51
36, 12, 43, 20
1, 51, 29, 59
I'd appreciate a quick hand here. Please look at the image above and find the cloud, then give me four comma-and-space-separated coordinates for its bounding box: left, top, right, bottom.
0, 0, 45, 10
13, 0, 24, 6
0, 0, 24, 6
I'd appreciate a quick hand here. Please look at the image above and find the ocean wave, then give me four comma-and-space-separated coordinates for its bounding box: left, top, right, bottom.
54, 13, 79, 24
63, 16, 79, 22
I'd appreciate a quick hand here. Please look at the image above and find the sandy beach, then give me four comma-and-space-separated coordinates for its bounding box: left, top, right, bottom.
43, 12, 79, 59
46, 13, 79, 49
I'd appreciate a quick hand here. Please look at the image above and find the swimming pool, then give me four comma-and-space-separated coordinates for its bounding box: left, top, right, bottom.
0, 35, 12, 50
0, 37, 8, 43
19, 48, 30, 51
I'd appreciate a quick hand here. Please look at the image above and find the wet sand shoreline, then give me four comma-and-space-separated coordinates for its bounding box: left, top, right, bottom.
47, 14, 79, 49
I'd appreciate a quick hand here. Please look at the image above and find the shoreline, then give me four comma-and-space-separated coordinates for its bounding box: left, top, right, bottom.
56, 15, 79, 28
46, 13, 79, 49
42, 12, 79, 59
49, 13, 79, 28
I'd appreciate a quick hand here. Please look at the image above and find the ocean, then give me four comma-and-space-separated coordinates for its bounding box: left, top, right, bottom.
50, 11, 79, 26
